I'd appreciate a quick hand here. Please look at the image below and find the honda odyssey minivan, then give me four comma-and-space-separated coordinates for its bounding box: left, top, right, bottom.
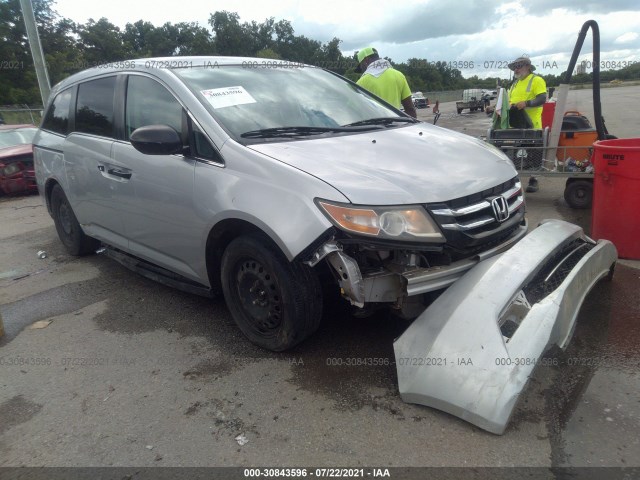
34, 57, 617, 433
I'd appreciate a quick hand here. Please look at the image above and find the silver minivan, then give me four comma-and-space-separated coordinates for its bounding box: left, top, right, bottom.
34, 57, 617, 434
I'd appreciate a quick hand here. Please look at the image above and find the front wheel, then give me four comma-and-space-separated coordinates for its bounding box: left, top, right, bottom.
50, 184, 100, 255
221, 234, 322, 351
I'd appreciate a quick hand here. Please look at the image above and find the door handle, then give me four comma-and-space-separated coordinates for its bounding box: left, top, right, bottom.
107, 167, 132, 179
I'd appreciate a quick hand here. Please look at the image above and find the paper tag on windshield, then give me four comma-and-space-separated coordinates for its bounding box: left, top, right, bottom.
200, 86, 256, 109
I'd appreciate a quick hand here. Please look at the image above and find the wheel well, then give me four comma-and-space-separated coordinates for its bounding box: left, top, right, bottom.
205, 219, 269, 295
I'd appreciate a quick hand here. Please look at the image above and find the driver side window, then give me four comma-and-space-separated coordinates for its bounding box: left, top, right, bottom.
125, 76, 183, 139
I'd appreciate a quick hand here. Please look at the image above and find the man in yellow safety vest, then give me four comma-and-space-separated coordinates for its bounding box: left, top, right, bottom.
508, 55, 547, 192
356, 46, 417, 119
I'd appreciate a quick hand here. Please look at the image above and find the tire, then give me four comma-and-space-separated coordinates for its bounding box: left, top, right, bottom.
564, 179, 593, 209
221, 234, 322, 351
457, 108, 463, 114
50, 184, 100, 255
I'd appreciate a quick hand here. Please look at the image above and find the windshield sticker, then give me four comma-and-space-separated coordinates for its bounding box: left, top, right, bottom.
200, 86, 257, 109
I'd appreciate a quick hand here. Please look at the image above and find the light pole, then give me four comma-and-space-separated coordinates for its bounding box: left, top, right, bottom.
19, 0, 51, 106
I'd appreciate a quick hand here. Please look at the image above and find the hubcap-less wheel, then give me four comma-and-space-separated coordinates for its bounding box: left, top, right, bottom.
50, 184, 99, 256
564, 180, 593, 209
221, 234, 322, 351
236, 259, 283, 335
58, 202, 74, 236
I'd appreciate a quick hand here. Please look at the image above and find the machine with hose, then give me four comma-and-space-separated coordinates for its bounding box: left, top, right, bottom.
488, 20, 613, 209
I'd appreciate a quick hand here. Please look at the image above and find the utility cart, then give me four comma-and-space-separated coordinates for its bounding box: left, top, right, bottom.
487, 20, 612, 209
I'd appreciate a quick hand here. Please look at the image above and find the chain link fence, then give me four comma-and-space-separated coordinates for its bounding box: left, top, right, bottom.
0, 105, 44, 125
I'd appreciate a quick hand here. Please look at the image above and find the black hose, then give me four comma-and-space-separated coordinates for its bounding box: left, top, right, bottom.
564, 20, 605, 140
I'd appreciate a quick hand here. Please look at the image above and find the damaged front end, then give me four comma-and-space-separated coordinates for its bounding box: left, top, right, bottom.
307, 181, 616, 434
393, 219, 617, 434
308, 177, 528, 317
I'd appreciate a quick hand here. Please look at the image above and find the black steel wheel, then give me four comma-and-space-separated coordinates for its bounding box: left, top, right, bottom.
50, 184, 100, 255
221, 234, 322, 351
564, 179, 593, 209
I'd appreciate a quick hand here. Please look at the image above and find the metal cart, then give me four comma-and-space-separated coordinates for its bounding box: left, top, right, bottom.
487, 124, 596, 209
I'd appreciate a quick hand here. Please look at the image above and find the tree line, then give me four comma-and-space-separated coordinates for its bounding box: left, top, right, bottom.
1, 0, 638, 106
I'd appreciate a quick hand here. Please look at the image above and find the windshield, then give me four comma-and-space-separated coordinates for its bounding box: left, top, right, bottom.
173, 65, 405, 141
0, 127, 37, 149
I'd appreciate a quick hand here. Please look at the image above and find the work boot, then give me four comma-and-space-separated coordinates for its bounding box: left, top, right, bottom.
526, 177, 539, 193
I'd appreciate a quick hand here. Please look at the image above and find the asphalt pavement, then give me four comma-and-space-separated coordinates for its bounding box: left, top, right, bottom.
1, 85, 639, 474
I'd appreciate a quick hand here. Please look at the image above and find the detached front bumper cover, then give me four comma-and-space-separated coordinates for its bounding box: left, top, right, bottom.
394, 219, 617, 434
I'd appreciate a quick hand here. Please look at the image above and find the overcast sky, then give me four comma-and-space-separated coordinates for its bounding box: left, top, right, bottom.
53, 0, 640, 78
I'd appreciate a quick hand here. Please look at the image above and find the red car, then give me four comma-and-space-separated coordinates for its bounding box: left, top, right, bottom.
0, 124, 38, 196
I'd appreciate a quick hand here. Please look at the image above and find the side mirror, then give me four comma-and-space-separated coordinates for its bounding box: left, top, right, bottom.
130, 125, 182, 155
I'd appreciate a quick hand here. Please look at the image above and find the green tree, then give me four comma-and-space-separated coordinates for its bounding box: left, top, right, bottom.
42, 17, 82, 85
122, 20, 157, 57
77, 17, 127, 65
173, 22, 213, 55
209, 11, 250, 56
0, 0, 81, 104
123, 20, 212, 58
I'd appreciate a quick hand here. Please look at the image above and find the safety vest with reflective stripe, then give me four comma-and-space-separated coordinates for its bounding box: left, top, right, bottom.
509, 73, 547, 129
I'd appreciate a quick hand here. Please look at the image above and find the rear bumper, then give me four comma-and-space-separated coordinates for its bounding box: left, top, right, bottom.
393, 219, 617, 434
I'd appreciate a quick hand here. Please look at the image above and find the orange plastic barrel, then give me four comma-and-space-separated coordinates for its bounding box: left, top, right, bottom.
592, 138, 640, 259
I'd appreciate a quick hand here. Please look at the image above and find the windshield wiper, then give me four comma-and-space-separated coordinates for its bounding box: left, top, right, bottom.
241, 125, 377, 139
342, 117, 418, 127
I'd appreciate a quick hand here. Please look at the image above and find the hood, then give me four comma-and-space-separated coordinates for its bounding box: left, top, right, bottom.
0, 144, 33, 160
248, 123, 517, 205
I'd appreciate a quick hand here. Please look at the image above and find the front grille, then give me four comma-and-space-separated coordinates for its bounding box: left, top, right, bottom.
426, 176, 525, 251
523, 239, 594, 304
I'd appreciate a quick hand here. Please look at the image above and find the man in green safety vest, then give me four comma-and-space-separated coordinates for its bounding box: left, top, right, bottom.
508, 55, 547, 192
356, 46, 417, 119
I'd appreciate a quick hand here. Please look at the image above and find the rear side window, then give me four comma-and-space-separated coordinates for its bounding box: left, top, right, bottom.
41, 89, 72, 135
75, 76, 116, 137
125, 75, 183, 138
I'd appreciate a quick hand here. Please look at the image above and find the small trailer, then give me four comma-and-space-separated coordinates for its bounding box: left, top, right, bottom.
456, 88, 486, 114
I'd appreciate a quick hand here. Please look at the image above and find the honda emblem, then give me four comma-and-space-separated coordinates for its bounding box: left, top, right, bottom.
491, 196, 510, 222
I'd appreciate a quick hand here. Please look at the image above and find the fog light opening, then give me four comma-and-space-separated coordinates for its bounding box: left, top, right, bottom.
499, 290, 531, 341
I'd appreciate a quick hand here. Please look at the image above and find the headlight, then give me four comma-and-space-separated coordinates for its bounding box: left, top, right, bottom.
317, 200, 444, 242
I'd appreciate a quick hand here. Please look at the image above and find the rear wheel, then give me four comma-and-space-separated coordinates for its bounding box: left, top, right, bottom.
564, 179, 593, 209
221, 234, 322, 351
457, 108, 463, 114
50, 184, 100, 255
